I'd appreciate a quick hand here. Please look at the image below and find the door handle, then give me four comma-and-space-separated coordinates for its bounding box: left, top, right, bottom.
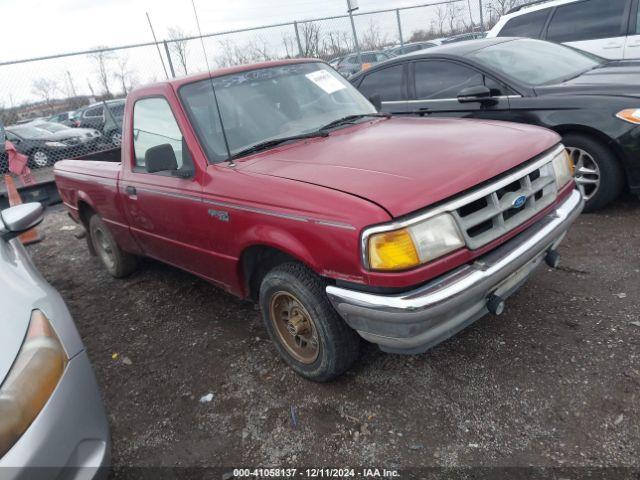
125, 185, 137, 196
603, 42, 623, 49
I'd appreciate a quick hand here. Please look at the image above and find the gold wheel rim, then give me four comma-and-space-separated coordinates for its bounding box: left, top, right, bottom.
269, 291, 319, 364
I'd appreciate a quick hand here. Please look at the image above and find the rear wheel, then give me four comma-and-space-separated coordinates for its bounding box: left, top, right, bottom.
89, 215, 137, 278
259, 263, 360, 382
562, 133, 624, 211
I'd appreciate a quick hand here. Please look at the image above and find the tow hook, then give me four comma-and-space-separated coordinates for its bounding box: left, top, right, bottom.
487, 294, 506, 316
545, 249, 561, 268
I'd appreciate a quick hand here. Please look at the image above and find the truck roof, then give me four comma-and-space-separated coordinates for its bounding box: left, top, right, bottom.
133, 58, 320, 95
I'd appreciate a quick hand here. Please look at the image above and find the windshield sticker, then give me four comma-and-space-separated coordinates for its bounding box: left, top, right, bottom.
305, 70, 346, 95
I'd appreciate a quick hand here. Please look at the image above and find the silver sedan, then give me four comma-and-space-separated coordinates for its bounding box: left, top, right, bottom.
0, 203, 110, 479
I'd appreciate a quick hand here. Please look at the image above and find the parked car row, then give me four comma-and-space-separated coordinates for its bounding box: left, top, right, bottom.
1, 100, 125, 173
330, 31, 488, 78
349, 37, 640, 211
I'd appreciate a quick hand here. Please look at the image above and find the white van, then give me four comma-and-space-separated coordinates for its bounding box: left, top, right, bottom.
488, 0, 640, 60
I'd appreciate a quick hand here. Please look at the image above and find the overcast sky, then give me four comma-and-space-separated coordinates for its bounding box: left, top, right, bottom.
1, 0, 480, 106
2, 0, 441, 61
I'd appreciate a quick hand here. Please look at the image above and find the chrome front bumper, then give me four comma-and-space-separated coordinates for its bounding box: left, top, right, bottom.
326, 189, 584, 354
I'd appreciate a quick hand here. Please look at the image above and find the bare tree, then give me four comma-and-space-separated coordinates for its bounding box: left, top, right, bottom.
89, 47, 115, 98
282, 33, 298, 58
485, 0, 526, 26
299, 21, 322, 57
322, 31, 352, 59
31, 78, 59, 112
168, 27, 190, 75
446, 3, 464, 34
113, 54, 136, 95
360, 20, 389, 51
434, 6, 447, 36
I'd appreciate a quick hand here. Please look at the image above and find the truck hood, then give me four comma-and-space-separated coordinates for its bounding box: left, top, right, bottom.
239, 117, 560, 217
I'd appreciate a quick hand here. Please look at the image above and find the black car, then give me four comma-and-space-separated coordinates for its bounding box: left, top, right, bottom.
5, 123, 101, 168
76, 99, 125, 146
350, 37, 640, 211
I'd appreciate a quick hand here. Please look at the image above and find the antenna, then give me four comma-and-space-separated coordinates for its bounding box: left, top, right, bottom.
146, 12, 170, 80
190, 0, 233, 164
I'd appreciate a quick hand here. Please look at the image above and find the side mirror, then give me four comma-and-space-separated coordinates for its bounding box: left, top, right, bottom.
457, 85, 494, 104
145, 144, 178, 173
368, 94, 383, 112
1, 203, 44, 240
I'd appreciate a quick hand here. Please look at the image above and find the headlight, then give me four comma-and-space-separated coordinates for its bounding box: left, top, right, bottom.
366, 213, 464, 271
552, 148, 574, 188
44, 141, 66, 147
0, 310, 67, 457
616, 109, 640, 124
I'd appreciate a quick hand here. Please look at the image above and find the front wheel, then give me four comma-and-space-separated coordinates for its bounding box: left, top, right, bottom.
563, 133, 624, 211
30, 150, 50, 168
259, 263, 361, 382
89, 214, 137, 278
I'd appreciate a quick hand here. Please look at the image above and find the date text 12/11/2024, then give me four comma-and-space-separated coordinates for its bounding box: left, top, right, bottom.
232, 468, 400, 478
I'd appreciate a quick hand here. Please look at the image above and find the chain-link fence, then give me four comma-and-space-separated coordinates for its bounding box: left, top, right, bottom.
0, 0, 499, 172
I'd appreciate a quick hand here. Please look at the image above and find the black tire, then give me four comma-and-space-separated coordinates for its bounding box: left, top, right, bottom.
88, 214, 137, 278
562, 133, 625, 212
259, 262, 360, 382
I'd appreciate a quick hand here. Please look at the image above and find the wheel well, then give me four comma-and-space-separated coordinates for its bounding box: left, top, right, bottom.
240, 246, 299, 301
553, 126, 627, 174
77, 201, 96, 228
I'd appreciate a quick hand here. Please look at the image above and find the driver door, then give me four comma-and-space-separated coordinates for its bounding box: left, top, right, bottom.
407, 60, 512, 120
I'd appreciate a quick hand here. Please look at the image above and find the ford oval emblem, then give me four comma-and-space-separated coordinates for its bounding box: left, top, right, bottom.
512, 195, 527, 209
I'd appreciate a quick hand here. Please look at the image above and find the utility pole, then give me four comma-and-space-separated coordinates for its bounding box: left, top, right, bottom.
479, 0, 484, 29
396, 9, 404, 47
347, 0, 362, 67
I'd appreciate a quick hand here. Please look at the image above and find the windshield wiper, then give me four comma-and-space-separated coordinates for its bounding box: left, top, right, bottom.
318, 113, 391, 131
230, 131, 329, 159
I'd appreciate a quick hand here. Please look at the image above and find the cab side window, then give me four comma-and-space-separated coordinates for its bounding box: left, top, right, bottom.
414, 61, 484, 100
133, 97, 188, 171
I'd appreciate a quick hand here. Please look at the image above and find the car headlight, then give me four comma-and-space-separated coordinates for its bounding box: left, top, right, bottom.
552, 148, 574, 188
616, 109, 640, 124
366, 213, 464, 271
44, 141, 66, 147
0, 310, 67, 458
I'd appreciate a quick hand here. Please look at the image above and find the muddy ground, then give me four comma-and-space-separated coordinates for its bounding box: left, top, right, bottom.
27, 197, 640, 474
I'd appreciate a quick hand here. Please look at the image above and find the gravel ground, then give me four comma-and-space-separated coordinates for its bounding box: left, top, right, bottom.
27, 196, 640, 473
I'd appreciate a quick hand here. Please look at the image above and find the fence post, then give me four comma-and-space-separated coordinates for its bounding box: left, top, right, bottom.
348, 7, 362, 66
163, 41, 176, 78
293, 21, 304, 57
396, 9, 404, 47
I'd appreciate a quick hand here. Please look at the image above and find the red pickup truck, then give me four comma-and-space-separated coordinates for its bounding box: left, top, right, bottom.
55, 59, 583, 381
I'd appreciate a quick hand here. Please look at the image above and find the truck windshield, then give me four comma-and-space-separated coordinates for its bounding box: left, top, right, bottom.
179, 62, 376, 162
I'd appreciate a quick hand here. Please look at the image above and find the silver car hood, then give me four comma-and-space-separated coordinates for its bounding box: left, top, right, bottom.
0, 238, 83, 383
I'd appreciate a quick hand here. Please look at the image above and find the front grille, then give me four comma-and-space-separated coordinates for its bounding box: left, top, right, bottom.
452, 161, 558, 250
